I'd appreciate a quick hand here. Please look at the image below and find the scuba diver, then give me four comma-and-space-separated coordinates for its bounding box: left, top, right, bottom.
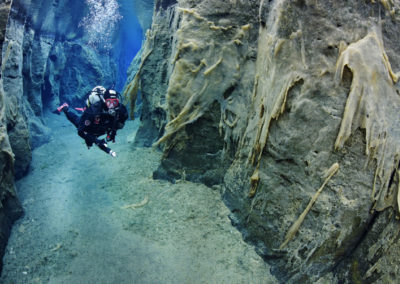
54, 86, 128, 157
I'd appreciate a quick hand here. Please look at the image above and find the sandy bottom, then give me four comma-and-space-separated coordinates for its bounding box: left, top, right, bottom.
0, 113, 277, 284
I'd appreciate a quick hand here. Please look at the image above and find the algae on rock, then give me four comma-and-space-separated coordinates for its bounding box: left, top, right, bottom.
155, 7, 254, 148
123, 29, 155, 119
129, 2, 181, 147
335, 27, 400, 212
146, 0, 260, 184
129, 0, 400, 283
280, 162, 339, 249
245, 0, 306, 196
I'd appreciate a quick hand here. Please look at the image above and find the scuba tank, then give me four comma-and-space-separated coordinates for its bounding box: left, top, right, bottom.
86, 86, 106, 107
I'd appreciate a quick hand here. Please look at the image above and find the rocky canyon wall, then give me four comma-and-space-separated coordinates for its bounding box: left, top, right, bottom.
129, 0, 400, 282
0, 0, 22, 273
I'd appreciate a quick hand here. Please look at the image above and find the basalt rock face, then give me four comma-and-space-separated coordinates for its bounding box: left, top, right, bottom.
129, 0, 260, 184
125, 1, 179, 147
132, 0, 400, 282
0, 0, 10, 58
0, 0, 23, 273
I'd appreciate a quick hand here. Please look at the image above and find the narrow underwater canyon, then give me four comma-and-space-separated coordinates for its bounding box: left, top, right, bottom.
1, 0, 400, 283
1, 115, 275, 283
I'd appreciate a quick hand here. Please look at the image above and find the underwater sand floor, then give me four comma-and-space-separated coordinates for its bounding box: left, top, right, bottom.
0, 113, 276, 283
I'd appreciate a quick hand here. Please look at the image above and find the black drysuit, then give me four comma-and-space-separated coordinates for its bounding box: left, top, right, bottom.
64, 102, 128, 154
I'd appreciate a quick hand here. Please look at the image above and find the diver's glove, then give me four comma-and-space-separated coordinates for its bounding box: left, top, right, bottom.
95, 139, 116, 157
106, 131, 116, 143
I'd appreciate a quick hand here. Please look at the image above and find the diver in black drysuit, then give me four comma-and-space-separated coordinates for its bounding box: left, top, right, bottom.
57, 94, 128, 157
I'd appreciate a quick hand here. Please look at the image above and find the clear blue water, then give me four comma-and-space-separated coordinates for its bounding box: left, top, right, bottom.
69, 0, 144, 90
116, 0, 144, 90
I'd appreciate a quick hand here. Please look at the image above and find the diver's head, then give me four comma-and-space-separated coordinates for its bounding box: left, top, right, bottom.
104, 89, 119, 116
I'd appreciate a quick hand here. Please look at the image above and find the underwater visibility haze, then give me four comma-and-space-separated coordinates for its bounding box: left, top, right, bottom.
1, 0, 400, 283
